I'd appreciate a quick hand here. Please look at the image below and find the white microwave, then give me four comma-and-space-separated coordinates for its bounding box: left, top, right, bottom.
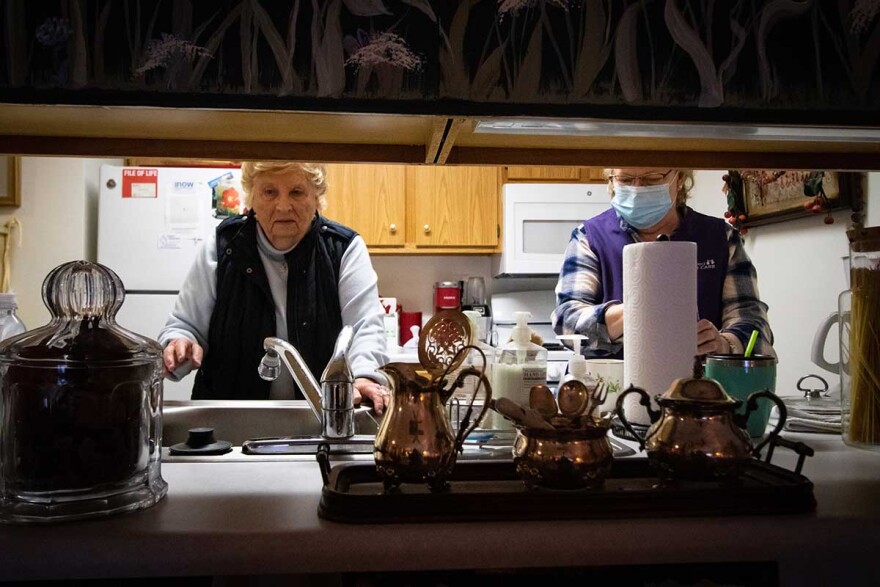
494, 183, 612, 276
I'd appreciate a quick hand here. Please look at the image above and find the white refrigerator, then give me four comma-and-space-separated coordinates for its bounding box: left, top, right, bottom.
97, 164, 244, 400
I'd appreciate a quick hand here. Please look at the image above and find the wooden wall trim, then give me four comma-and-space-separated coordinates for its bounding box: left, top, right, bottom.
434, 118, 467, 165
4, 134, 880, 171
1, 136, 426, 164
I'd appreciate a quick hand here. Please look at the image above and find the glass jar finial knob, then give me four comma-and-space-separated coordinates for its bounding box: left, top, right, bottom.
41, 260, 125, 320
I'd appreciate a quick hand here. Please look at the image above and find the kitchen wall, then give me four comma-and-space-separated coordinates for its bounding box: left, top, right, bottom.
687, 171, 876, 397
372, 256, 555, 318
0, 157, 114, 329
4, 158, 877, 401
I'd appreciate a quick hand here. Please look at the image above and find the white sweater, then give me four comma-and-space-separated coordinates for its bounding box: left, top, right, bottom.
158, 224, 388, 398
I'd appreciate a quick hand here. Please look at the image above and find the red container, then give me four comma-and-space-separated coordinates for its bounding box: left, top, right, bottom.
434, 281, 461, 313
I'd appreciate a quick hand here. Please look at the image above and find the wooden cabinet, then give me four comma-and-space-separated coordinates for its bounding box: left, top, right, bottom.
407, 166, 499, 249
323, 164, 406, 247
323, 164, 499, 253
505, 166, 606, 183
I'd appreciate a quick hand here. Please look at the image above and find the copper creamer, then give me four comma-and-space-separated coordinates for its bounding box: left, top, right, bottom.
374, 360, 491, 492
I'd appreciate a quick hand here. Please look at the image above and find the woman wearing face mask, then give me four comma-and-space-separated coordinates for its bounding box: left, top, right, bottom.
552, 168, 774, 359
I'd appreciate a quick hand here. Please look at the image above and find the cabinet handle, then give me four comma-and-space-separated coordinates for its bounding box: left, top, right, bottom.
389, 223, 397, 234
423, 224, 431, 234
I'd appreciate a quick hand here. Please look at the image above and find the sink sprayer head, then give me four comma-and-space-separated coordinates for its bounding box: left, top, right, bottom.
258, 349, 281, 381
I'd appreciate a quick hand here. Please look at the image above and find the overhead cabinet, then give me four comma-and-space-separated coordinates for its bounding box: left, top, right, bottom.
324, 164, 500, 254
505, 167, 606, 183
324, 164, 407, 247
407, 166, 500, 249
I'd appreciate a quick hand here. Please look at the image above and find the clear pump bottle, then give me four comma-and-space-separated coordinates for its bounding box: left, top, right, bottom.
0, 293, 25, 342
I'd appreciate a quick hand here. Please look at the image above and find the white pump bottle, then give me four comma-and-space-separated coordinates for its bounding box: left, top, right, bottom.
557, 334, 595, 389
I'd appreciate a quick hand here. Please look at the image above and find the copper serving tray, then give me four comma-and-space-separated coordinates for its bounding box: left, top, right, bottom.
317, 440, 816, 524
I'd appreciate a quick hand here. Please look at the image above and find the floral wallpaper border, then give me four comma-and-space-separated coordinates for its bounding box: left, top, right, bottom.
1, 1, 878, 124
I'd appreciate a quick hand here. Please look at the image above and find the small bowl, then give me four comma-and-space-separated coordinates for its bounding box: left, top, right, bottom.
513, 419, 614, 490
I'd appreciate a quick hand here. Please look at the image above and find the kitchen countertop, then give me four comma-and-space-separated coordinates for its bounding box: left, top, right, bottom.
1, 433, 880, 585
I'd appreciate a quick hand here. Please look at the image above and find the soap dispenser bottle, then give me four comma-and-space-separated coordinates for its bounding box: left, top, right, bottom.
491, 312, 547, 429
556, 334, 593, 386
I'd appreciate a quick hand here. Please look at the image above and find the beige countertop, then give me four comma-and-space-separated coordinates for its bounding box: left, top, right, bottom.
1, 433, 879, 585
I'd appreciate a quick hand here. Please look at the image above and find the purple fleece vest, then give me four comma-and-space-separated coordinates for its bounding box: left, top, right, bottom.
582, 207, 729, 328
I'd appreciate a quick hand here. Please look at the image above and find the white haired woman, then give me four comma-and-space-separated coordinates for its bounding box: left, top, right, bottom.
552, 168, 774, 359
159, 161, 390, 413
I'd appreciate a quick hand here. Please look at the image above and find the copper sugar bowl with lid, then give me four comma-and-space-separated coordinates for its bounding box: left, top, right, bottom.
615, 357, 788, 481
0, 261, 168, 523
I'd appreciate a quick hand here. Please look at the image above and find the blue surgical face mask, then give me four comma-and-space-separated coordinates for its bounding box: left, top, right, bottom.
611, 184, 673, 229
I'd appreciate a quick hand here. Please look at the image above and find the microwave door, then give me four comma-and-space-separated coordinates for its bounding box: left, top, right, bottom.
498, 184, 611, 276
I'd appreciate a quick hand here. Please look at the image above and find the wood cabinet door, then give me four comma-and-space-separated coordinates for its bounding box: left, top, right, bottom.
408, 166, 499, 248
505, 166, 607, 183
581, 167, 607, 182
324, 164, 406, 247
505, 166, 582, 181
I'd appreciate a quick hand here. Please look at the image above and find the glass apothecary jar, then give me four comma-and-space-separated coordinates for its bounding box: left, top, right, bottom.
841, 227, 880, 451
0, 261, 167, 523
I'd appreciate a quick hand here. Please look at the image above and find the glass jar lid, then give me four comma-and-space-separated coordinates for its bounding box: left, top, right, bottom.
848, 226, 880, 252
0, 261, 162, 365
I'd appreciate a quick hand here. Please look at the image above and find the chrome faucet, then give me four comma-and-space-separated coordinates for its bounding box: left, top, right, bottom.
259, 326, 356, 439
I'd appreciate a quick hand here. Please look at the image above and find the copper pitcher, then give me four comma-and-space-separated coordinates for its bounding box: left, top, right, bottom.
615, 358, 787, 482
374, 358, 491, 492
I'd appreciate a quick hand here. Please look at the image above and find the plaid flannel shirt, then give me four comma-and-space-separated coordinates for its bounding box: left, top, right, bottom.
551, 212, 774, 358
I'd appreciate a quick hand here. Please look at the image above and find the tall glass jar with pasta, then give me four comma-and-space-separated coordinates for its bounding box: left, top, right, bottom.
841, 227, 880, 450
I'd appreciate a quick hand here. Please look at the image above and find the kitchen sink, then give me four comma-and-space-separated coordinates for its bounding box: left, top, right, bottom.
161, 400, 380, 447
160, 400, 637, 462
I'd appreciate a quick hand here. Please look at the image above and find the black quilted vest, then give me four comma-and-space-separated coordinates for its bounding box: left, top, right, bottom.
191, 212, 356, 400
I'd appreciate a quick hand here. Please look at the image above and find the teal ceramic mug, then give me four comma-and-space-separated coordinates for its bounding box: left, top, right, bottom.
704, 354, 777, 438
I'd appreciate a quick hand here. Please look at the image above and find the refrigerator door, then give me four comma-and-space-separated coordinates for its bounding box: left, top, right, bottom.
97, 165, 242, 291
116, 293, 194, 402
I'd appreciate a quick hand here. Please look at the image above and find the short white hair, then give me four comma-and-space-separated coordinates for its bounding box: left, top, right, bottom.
240, 162, 328, 210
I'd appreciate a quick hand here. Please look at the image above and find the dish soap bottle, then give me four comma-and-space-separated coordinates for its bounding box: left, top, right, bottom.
491, 312, 547, 430
0, 293, 26, 342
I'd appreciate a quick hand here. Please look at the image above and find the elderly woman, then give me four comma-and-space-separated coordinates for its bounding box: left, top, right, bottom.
552, 168, 774, 359
159, 161, 390, 413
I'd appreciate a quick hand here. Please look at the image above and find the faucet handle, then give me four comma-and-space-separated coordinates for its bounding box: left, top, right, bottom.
321, 326, 357, 439
333, 325, 354, 357
322, 325, 355, 383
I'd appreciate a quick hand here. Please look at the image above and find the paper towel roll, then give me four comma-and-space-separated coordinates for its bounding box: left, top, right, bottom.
622, 241, 697, 426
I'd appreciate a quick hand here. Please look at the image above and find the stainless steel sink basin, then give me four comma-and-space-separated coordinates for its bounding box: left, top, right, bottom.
161, 400, 380, 447
160, 400, 637, 462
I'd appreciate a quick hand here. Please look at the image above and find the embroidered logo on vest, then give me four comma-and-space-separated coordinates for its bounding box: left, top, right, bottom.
697, 259, 717, 270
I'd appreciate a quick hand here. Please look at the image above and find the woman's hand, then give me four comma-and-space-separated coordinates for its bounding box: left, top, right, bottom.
697, 319, 729, 355
604, 303, 625, 341
354, 377, 390, 415
162, 338, 204, 378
